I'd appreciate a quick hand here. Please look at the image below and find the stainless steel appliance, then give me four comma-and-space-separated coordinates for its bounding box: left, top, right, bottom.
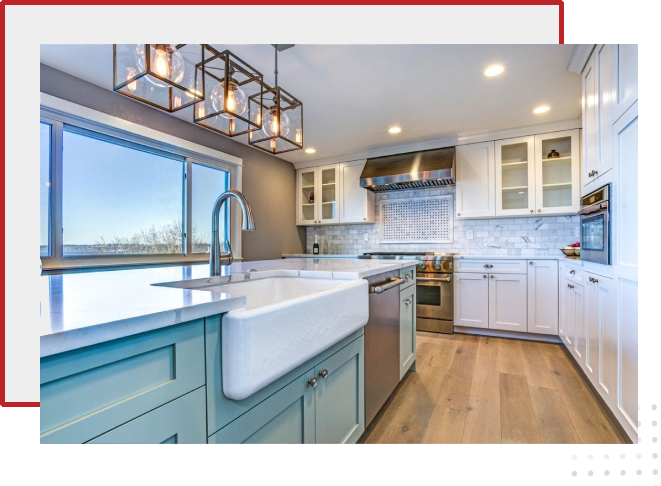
359, 252, 455, 334
364, 270, 404, 426
359, 147, 455, 192
579, 184, 611, 265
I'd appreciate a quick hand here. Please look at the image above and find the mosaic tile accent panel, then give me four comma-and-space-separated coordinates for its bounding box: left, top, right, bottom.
306, 185, 580, 256
381, 196, 453, 243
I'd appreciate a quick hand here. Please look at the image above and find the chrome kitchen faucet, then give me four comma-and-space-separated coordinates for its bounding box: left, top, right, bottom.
210, 190, 256, 276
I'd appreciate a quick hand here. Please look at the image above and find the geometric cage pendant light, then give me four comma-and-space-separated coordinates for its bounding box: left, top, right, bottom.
193, 45, 264, 138
113, 44, 204, 112
249, 44, 304, 155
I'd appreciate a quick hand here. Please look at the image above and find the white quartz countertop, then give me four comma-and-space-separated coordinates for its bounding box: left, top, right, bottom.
40, 258, 416, 358
453, 254, 564, 260
282, 253, 361, 258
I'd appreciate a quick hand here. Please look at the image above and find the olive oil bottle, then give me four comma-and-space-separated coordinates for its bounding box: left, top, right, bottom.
313, 234, 320, 255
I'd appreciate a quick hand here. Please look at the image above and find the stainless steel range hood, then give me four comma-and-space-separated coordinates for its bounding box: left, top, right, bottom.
359, 147, 455, 192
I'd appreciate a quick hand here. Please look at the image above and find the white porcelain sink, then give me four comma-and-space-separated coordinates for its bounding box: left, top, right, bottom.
189, 277, 369, 400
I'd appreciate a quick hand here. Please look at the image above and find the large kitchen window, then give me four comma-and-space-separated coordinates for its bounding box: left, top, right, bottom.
40, 105, 238, 270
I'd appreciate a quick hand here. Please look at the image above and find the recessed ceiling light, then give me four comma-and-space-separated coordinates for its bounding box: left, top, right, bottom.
388, 127, 402, 134
533, 106, 551, 114
305, 148, 316, 154
484, 64, 505, 77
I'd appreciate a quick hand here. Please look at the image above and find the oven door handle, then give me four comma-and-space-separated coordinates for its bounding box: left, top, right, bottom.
578, 201, 608, 216
417, 277, 451, 282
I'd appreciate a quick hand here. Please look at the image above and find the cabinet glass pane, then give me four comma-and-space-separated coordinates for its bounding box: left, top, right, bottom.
321, 168, 336, 220
301, 170, 315, 221
540, 136, 573, 208
501, 142, 529, 210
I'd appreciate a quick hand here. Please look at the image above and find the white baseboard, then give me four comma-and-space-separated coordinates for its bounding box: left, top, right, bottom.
452, 326, 563, 344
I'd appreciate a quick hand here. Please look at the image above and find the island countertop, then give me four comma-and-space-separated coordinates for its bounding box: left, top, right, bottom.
40, 258, 418, 358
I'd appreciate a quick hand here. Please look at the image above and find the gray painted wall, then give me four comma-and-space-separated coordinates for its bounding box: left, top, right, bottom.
40, 63, 306, 261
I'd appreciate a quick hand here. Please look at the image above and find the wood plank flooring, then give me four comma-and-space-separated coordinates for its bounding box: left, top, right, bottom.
361, 332, 627, 444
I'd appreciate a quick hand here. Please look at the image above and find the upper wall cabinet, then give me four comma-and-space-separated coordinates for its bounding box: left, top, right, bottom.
612, 44, 638, 122
339, 160, 376, 224
495, 136, 536, 216
455, 141, 496, 218
533, 130, 581, 215
296, 161, 375, 226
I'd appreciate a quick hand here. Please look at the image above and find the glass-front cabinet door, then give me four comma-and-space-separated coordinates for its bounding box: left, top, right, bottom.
495, 136, 535, 216
319, 164, 339, 224
534, 129, 580, 215
298, 168, 317, 224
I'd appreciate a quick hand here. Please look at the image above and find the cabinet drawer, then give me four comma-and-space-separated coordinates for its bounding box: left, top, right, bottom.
454, 259, 526, 274
399, 266, 416, 290
209, 370, 316, 444
564, 261, 584, 285
40, 319, 205, 444
89, 388, 207, 444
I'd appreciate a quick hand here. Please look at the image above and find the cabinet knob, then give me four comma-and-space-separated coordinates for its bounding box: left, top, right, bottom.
405, 299, 412, 305
594, 278, 599, 283
404, 274, 411, 281
570, 269, 575, 275
319, 369, 329, 379
457, 213, 461, 217
538, 209, 542, 213
594, 170, 598, 176
529, 261, 534, 265
308, 377, 318, 388
490, 275, 495, 279
363, 218, 366, 221
483, 275, 487, 278
530, 210, 534, 213
484, 264, 493, 268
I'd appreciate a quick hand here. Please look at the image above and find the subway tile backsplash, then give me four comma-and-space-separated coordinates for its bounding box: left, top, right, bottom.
307, 186, 580, 256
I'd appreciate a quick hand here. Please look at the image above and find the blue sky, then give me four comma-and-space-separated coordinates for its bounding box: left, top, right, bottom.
41, 125, 228, 248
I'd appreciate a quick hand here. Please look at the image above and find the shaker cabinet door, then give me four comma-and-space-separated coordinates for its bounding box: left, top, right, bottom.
455, 142, 496, 218
488, 273, 527, 332
454, 272, 489, 329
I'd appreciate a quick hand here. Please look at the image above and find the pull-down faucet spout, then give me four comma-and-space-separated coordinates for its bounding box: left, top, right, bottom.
210, 190, 256, 276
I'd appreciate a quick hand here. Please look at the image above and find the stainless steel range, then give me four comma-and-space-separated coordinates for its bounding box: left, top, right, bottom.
359, 252, 454, 334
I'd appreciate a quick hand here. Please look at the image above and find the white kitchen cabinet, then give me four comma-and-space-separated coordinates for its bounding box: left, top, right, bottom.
582, 44, 614, 195
558, 265, 568, 344
455, 141, 496, 218
562, 279, 576, 348
584, 273, 617, 406
611, 44, 638, 122
495, 136, 536, 216
453, 272, 489, 329
339, 160, 375, 224
527, 260, 558, 335
488, 273, 527, 332
296, 164, 340, 225
569, 282, 585, 363
611, 101, 638, 439
533, 130, 581, 215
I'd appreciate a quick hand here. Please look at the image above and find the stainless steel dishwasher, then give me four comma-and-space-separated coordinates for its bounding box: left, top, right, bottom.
364, 270, 404, 426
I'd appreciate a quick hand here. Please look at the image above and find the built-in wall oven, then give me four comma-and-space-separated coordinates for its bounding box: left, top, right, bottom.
579, 184, 611, 265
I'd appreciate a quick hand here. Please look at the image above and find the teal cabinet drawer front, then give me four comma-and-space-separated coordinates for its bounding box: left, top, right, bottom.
400, 266, 416, 291
209, 370, 316, 444
205, 313, 364, 437
400, 286, 416, 379
40, 319, 205, 444
89, 387, 206, 444
314, 336, 365, 444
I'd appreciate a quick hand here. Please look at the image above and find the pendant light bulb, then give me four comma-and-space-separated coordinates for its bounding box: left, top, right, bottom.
135, 44, 185, 88
211, 79, 247, 119
263, 108, 290, 138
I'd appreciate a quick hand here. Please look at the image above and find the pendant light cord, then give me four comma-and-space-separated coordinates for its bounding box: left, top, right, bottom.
274, 46, 278, 87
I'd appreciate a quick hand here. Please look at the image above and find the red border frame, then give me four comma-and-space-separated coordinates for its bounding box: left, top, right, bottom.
0, 1, 564, 408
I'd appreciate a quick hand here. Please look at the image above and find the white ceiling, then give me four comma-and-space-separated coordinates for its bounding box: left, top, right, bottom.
40, 44, 581, 164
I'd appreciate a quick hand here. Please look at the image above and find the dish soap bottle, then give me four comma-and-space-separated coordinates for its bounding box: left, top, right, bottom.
313, 234, 320, 255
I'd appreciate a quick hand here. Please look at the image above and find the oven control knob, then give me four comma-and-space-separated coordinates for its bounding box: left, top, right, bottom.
418, 262, 425, 270
434, 261, 441, 270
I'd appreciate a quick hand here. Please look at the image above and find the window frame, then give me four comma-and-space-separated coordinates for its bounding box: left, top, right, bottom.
40, 94, 242, 271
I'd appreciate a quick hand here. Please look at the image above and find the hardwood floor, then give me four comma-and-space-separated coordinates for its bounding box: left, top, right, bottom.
360, 332, 627, 444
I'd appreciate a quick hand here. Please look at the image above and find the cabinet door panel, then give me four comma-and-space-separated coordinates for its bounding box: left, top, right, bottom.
456, 142, 496, 218
596, 44, 613, 177
495, 136, 535, 216
319, 164, 340, 224
399, 286, 416, 379
558, 273, 568, 344
315, 337, 365, 444
597, 277, 617, 406
612, 44, 638, 121
564, 281, 575, 347
582, 55, 597, 187
573, 284, 585, 362
527, 260, 559, 335
209, 370, 316, 444
340, 160, 375, 223
534, 130, 581, 215
454, 272, 489, 329
585, 279, 599, 383
89, 388, 206, 444
297, 168, 318, 225
488, 274, 527, 332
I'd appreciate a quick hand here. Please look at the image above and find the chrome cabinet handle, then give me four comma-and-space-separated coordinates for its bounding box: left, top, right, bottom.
490, 275, 495, 279
308, 377, 318, 388
568, 284, 574, 289
405, 299, 412, 305
319, 370, 328, 379
594, 278, 598, 283
484, 264, 493, 268
483, 275, 487, 278
570, 270, 575, 275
